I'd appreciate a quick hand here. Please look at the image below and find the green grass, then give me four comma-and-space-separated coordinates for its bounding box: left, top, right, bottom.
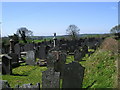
2, 64, 47, 88
81, 49, 117, 88
2, 49, 118, 88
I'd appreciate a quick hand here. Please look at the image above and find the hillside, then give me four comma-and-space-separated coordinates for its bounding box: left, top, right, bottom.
80, 37, 119, 88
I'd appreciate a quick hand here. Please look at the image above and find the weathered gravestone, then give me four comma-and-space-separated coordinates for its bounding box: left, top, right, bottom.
82, 45, 88, 54
46, 51, 58, 68
42, 68, 60, 88
24, 43, 34, 51
47, 51, 66, 75
26, 51, 36, 65
14, 43, 21, 59
74, 49, 85, 61
54, 51, 66, 77
1, 54, 12, 75
38, 45, 46, 59
15, 83, 40, 89
62, 61, 85, 88
0, 80, 11, 89
8, 53, 19, 64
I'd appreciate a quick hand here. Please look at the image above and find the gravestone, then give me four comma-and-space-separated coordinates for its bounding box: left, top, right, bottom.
1, 54, 12, 75
38, 45, 46, 59
42, 68, 60, 88
54, 51, 66, 74
47, 51, 59, 68
26, 51, 35, 65
62, 61, 85, 88
14, 43, 21, 59
8, 53, 19, 64
16, 83, 40, 89
0, 80, 11, 89
74, 49, 83, 61
24, 43, 34, 51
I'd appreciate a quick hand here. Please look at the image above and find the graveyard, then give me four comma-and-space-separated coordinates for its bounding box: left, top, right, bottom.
0, 29, 119, 89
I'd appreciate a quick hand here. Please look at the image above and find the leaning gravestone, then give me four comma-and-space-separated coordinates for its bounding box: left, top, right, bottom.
1, 54, 12, 75
62, 61, 85, 88
42, 68, 60, 88
26, 51, 35, 65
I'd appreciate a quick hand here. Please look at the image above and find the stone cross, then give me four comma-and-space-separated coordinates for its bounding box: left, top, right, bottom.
53, 33, 57, 47
9, 39, 14, 53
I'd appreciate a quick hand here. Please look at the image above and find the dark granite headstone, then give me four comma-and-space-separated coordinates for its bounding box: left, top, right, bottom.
42, 68, 60, 88
24, 43, 34, 51
8, 53, 19, 64
1, 54, 12, 75
14, 43, 21, 59
26, 51, 35, 65
74, 49, 83, 61
38, 45, 46, 59
62, 61, 85, 88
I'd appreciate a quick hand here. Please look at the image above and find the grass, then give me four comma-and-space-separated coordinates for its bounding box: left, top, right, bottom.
2, 64, 47, 88
2, 48, 118, 88
81, 49, 117, 88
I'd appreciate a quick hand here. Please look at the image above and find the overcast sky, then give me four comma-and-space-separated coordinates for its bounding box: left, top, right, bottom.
2, 2, 118, 36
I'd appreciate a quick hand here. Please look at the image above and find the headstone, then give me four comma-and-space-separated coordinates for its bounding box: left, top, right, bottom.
24, 43, 34, 51
1, 54, 12, 75
9, 39, 14, 53
26, 51, 35, 65
42, 68, 60, 88
62, 61, 85, 88
47, 51, 59, 68
0, 80, 11, 89
17, 83, 40, 89
74, 49, 82, 61
38, 45, 46, 59
8, 53, 19, 64
14, 43, 21, 59
54, 51, 66, 73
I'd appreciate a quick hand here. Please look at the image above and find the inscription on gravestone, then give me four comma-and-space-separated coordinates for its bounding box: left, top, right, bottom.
38, 45, 46, 59
62, 61, 85, 88
1, 54, 12, 75
42, 68, 60, 88
26, 51, 35, 65
46, 51, 59, 68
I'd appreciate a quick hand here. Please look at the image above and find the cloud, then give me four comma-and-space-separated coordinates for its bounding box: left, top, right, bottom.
111, 6, 117, 10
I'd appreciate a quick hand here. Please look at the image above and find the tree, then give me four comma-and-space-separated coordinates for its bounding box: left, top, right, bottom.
66, 24, 80, 40
110, 24, 120, 39
110, 24, 120, 33
16, 27, 33, 43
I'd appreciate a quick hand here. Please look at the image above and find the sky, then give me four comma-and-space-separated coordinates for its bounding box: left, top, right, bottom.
2, 2, 118, 36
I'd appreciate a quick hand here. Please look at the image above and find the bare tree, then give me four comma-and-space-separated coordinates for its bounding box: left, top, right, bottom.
16, 27, 33, 43
66, 24, 80, 40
